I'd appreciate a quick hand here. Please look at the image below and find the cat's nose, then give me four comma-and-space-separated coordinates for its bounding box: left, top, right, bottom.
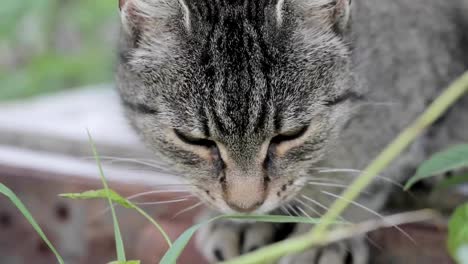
223, 175, 267, 212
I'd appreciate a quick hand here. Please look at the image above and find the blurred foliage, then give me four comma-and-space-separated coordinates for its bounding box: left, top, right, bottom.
0, 0, 119, 101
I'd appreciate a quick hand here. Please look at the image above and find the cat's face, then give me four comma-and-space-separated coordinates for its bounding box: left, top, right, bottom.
117, 0, 358, 214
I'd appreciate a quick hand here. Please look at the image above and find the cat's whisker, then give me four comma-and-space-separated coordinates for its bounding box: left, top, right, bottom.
280, 205, 293, 217
127, 189, 192, 201
305, 182, 371, 195
314, 168, 361, 173
147, 183, 193, 188
110, 167, 176, 176
321, 191, 417, 245
301, 195, 337, 216
86, 155, 179, 174
91, 155, 168, 165
295, 205, 313, 219
300, 195, 350, 223
171, 202, 204, 219
299, 195, 383, 249
83, 155, 180, 176
307, 181, 352, 188
133, 195, 195, 206
315, 168, 405, 190
365, 235, 384, 252
294, 198, 323, 218
286, 204, 301, 217
305, 177, 346, 184
85, 155, 168, 167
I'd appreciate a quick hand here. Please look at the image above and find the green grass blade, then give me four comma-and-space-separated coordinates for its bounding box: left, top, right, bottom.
405, 144, 468, 190
447, 203, 468, 263
160, 214, 328, 264
131, 205, 172, 247
0, 182, 64, 264
61, 189, 172, 247
225, 214, 341, 224
60, 190, 133, 208
160, 220, 204, 264
87, 130, 126, 262
108, 261, 141, 264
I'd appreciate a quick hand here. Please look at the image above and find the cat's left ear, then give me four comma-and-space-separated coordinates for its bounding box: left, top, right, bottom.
333, 0, 352, 34
285, 0, 352, 34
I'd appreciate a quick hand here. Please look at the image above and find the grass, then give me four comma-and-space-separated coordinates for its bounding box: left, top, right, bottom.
0, 183, 64, 264
0, 71, 467, 263
87, 130, 127, 262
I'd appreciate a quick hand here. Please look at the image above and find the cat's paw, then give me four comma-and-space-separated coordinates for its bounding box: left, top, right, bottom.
278, 237, 368, 264
195, 212, 275, 262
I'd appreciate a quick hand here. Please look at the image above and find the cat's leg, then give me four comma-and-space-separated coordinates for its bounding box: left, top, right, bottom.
277, 224, 369, 264
195, 209, 369, 264
195, 209, 278, 262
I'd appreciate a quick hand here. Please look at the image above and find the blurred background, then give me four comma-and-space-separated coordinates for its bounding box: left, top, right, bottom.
0, 1, 464, 264
0, 1, 205, 263
1, 0, 117, 101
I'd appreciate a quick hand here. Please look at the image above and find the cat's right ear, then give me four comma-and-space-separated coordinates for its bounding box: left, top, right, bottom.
119, 0, 140, 37
119, 0, 126, 10
119, 0, 191, 36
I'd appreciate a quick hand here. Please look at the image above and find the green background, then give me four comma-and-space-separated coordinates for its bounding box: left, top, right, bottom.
0, 0, 118, 101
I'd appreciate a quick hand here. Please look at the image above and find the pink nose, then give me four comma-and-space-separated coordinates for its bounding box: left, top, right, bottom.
223, 176, 266, 212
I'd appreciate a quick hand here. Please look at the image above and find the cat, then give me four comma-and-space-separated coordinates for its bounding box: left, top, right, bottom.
116, 0, 468, 263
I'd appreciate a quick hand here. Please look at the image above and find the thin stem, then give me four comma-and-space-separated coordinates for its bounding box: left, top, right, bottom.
131, 204, 173, 247
87, 131, 126, 262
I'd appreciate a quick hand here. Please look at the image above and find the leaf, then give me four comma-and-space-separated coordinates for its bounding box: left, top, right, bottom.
160, 220, 204, 264
60, 189, 133, 208
61, 189, 172, 247
160, 214, 333, 264
447, 203, 468, 264
0, 182, 64, 264
436, 174, 468, 190
405, 144, 468, 190
88, 131, 126, 262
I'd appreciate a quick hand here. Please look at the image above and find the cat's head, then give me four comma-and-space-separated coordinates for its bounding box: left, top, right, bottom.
117, 0, 359, 214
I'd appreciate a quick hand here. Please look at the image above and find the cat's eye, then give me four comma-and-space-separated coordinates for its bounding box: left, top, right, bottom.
174, 129, 217, 148
271, 126, 308, 144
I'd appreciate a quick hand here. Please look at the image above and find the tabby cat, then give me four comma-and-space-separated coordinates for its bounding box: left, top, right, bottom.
116, 0, 468, 263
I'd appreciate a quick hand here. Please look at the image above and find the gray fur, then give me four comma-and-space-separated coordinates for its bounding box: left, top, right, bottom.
116, 0, 468, 262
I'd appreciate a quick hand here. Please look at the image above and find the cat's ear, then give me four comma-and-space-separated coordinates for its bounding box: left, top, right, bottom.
119, 0, 190, 35
292, 0, 352, 34
333, 0, 351, 34
119, 0, 126, 10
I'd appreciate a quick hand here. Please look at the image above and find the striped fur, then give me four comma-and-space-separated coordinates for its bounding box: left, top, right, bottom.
116, 0, 468, 262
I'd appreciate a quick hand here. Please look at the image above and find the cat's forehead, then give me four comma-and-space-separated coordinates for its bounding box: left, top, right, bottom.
121, 0, 350, 137
166, 1, 329, 135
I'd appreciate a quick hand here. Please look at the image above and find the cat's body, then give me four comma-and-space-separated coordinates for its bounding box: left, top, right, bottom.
322, 0, 468, 220
116, 0, 468, 263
